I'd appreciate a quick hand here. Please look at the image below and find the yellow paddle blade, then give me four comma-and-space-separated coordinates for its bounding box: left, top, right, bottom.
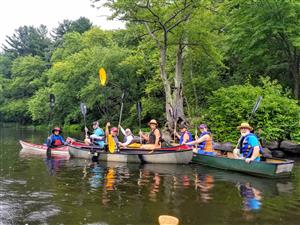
99, 67, 107, 86
107, 134, 116, 153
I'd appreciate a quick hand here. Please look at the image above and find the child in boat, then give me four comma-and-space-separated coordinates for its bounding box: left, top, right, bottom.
47, 127, 68, 147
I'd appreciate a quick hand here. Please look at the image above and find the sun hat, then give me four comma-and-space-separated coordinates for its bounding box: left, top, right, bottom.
52, 127, 62, 134
148, 119, 158, 126
237, 122, 253, 131
198, 124, 207, 129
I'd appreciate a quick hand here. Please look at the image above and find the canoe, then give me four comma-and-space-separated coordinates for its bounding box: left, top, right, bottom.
192, 153, 294, 178
68, 141, 193, 164
19, 140, 69, 157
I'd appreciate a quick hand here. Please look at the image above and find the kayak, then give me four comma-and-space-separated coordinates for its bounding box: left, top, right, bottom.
67, 138, 193, 164
19, 140, 70, 157
192, 152, 294, 178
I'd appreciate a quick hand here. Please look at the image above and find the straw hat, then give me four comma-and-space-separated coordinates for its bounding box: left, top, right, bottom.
237, 122, 253, 131
148, 119, 158, 126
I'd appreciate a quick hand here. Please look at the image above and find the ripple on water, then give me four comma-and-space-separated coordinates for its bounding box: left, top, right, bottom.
25, 205, 61, 223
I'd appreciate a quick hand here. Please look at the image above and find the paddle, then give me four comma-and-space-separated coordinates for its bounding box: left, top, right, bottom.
248, 96, 263, 121
98, 67, 108, 120
118, 92, 125, 128
137, 101, 142, 144
173, 107, 178, 143
99, 67, 107, 86
236, 96, 263, 149
80, 102, 88, 137
47, 94, 55, 158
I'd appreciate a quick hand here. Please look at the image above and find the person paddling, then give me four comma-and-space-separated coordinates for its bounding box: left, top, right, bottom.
47, 127, 68, 147
186, 124, 215, 155
139, 119, 162, 149
84, 121, 105, 148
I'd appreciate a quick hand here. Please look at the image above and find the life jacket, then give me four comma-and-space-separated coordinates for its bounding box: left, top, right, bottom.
179, 131, 193, 144
198, 132, 213, 152
50, 134, 63, 146
239, 133, 263, 158
149, 128, 162, 144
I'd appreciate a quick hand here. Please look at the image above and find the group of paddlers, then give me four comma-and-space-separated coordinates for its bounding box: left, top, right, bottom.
47, 119, 263, 163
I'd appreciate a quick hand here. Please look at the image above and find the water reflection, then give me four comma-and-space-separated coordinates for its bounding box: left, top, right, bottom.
195, 174, 214, 203
237, 182, 262, 211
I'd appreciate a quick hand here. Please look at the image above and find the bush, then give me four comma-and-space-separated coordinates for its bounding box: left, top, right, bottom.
205, 77, 300, 143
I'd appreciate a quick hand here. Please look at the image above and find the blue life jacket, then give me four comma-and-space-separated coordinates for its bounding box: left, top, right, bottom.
240, 133, 263, 158
198, 132, 211, 150
179, 131, 193, 144
46, 134, 65, 147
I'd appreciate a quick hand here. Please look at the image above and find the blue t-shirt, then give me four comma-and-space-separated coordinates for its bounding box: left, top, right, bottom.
92, 127, 105, 147
247, 135, 260, 148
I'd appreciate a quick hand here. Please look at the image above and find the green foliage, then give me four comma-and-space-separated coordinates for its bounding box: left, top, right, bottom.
206, 77, 300, 143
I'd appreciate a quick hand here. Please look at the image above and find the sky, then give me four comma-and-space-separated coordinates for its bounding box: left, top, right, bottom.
0, 0, 124, 47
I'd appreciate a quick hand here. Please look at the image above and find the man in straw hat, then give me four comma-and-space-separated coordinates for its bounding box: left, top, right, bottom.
139, 119, 162, 149
233, 122, 263, 163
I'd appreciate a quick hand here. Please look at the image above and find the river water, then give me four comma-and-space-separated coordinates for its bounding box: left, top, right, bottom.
0, 124, 300, 225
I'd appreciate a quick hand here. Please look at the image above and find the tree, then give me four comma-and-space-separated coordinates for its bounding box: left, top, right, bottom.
51, 17, 93, 45
224, 0, 300, 99
93, 0, 221, 136
2, 25, 52, 59
205, 77, 300, 143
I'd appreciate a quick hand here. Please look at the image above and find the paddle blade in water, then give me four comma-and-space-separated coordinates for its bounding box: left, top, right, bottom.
99, 68, 107, 86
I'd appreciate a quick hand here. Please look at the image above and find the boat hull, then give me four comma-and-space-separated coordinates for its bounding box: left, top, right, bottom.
192, 154, 294, 178
69, 144, 193, 164
19, 140, 69, 157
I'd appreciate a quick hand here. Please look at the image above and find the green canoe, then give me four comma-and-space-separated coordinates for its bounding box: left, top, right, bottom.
192, 153, 294, 178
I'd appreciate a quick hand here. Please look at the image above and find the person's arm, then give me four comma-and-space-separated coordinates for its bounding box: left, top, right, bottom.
120, 135, 134, 147
175, 132, 181, 139
245, 146, 260, 163
139, 131, 149, 141
154, 129, 160, 147
186, 134, 209, 146
245, 136, 260, 163
118, 125, 126, 136
105, 122, 110, 137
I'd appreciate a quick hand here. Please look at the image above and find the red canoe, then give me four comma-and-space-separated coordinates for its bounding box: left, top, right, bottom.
19, 140, 70, 158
